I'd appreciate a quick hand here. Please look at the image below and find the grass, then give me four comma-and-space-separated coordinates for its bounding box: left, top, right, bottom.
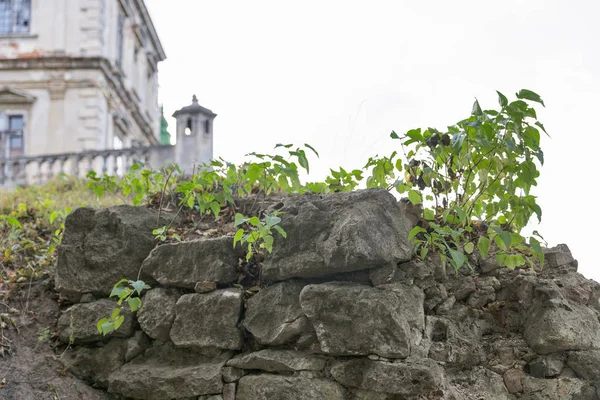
0, 175, 124, 286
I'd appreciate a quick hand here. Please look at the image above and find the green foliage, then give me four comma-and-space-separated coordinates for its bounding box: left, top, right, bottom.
233, 212, 287, 261
391, 89, 547, 271
96, 279, 150, 336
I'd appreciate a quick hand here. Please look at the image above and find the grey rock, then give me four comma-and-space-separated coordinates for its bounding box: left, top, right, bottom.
107, 343, 230, 399
452, 277, 476, 301
466, 286, 496, 308
62, 339, 127, 388
369, 263, 398, 286
300, 282, 423, 358
330, 358, 444, 396
424, 284, 448, 312
56, 206, 171, 300
223, 383, 235, 400
126, 331, 151, 362
436, 296, 456, 315
524, 302, 600, 354
236, 374, 345, 400
452, 367, 512, 400
543, 244, 578, 271
262, 189, 413, 280
222, 366, 245, 383
567, 350, 600, 385
57, 299, 134, 344
144, 237, 242, 288
243, 280, 312, 346
170, 289, 243, 350
521, 375, 596, 400
137, 287, 180, 341
528, 354, 565, 378
226, 349, 326, 372
424, 316, 484, 369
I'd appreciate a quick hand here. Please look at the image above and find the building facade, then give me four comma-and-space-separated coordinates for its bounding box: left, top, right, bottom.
0, 0, 166, 161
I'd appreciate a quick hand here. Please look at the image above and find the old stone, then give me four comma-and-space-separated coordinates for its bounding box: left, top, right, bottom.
222, 366, 245, 383
262, 189, 413, 280
62, 339, 127, 388
567, 350, 600, 385
524, 302, 600, 354
243, 280, 312, 346
107, 343, 229, 399
330, 358, 444, 396
226, 349, 326, 372
452, 277, 476, 301
126, 330, 151, 362
170, 289, 243, 350
223, 383, 235, 400
195, 281, 217, 293
528, 354, 565, 378
58, 299, 134, 344
504, 368, 525, 394
236, 374, 345, 400
300, 282, 423, 358
56, 206, 172, 300
137, 287, 180, 341
143, 237, 242, 288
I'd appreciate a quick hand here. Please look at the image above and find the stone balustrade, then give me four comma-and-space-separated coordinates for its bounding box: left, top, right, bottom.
0, 145, 174, 187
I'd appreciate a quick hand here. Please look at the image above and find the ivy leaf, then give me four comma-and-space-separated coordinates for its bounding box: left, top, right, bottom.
273, 225, 287, 238
130, 280, 150, 295
408, 190, 422, 205
448, 248, 466, 270
265, 214, 281, 229
234, 213, 247, 227
423, 208, 435, 221
477, 236, 491, 258
127, 297, 142, 312
390, 131, 400, 139
516, 89, 545, 107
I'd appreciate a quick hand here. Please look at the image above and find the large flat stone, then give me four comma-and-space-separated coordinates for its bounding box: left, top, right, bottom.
170, 289, 243, 350
57, 299, 134, 344
330, 358, 444, 396
243, 280, 312, 346
236, 374, 345, 400
143, 237, 242, 288
137, 288, 180, 341
226, 349, 326, 372
300, 282, 423, 358
524, 302, 600, 354
56, 206, 172, 300
107, 343, 229, 399
262, 189, 413, 280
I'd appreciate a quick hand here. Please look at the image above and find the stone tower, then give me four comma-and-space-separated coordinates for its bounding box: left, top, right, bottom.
172, 95, 217, 173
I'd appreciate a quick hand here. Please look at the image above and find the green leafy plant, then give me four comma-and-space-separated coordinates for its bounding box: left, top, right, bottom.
233, 212, 287, 261
96, 279, 150, 336
395, 89, 547, 270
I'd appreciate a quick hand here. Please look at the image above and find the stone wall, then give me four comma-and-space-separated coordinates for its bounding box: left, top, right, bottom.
55, 189, 600, 400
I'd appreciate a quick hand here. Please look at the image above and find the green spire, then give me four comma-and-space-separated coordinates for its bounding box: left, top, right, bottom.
159, 105, 171, 145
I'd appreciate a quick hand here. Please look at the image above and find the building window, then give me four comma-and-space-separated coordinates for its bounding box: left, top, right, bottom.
0, 0, 30, 35
116, 11, 124, 67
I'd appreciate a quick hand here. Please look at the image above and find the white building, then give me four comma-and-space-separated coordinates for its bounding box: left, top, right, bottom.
0, 0, 166, 160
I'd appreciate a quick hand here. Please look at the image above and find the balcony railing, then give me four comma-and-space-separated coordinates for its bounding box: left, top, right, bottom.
0, 145, 174, 187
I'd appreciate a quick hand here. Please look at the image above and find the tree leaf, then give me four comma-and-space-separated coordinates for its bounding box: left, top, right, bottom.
233, 229, 244, 247
516, 89, 545, 107
464, 242, 474, 254
472, 99, 483, 116
477, 236, 491, 258
304, 143, 320, 157
390, 131, 400, 139
408, 226, 427, 241
497, 91, 508, 107
408, 190, 422, 205
491, 226, 512, 250
130, 280, 149, 295
234, 213, 247, 227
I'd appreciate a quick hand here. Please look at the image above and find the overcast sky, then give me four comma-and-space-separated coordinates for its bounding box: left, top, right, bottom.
145, 0, 600, 282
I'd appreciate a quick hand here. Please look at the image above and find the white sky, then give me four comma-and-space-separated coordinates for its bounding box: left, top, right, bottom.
145, 0, 600, 282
